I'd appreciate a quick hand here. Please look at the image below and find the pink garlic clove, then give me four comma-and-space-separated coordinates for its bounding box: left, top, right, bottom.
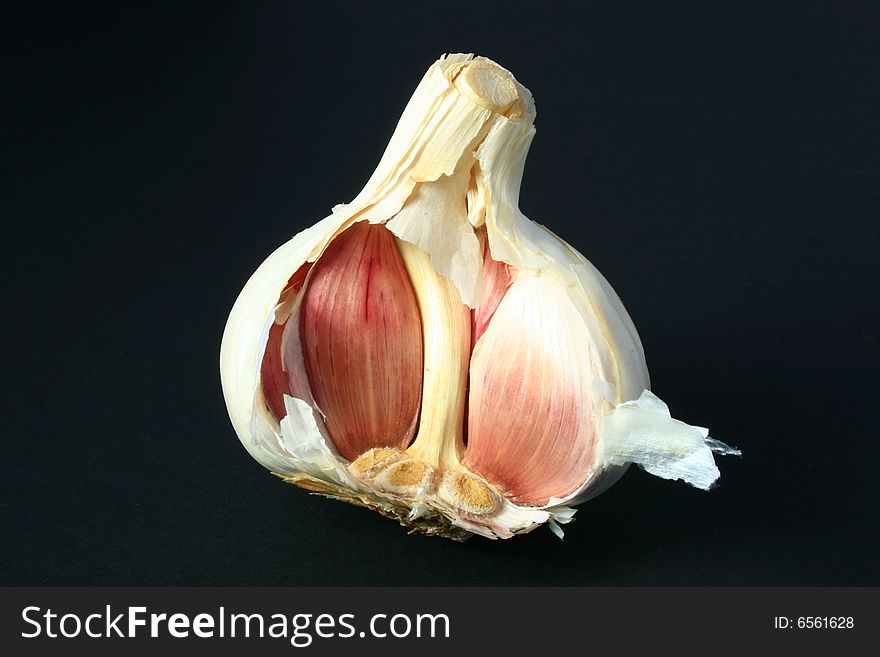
291, 221, 423, 461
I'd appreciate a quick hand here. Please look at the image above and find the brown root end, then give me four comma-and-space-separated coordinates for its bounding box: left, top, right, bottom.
348, 447, 404, 477
272, 472, 472, 542
437, 470, 500, 517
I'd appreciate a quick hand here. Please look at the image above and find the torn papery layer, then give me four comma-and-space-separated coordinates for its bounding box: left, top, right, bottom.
600, 391, 740, 490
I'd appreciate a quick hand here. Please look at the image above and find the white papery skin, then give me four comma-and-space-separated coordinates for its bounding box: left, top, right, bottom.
220, 54, 738, 540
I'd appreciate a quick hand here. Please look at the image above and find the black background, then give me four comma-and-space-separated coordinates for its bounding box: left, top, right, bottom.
3, 1, 878, 586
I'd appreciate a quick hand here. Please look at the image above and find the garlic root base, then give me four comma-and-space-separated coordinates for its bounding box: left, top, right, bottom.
273, 472, 475, 542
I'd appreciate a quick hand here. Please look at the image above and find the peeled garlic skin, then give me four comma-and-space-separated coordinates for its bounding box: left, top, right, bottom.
220, 53, 733, 540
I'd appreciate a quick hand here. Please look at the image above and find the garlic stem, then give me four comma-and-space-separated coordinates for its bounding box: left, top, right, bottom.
452, 58, 520, 115
397, 238, 470, 470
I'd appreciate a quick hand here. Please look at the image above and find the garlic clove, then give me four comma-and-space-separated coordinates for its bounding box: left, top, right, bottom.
290, 221, 423, 460
464, 273, 601, 506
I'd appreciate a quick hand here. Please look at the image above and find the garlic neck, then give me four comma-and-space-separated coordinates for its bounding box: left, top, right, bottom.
396, 239, 470, 470
451, 57, 529, 120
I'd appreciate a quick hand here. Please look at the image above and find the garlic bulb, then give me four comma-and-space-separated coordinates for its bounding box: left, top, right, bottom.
220, 54, 739, 541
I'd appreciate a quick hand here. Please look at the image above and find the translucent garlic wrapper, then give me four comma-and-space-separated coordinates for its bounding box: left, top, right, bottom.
220, 54, 739, 540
